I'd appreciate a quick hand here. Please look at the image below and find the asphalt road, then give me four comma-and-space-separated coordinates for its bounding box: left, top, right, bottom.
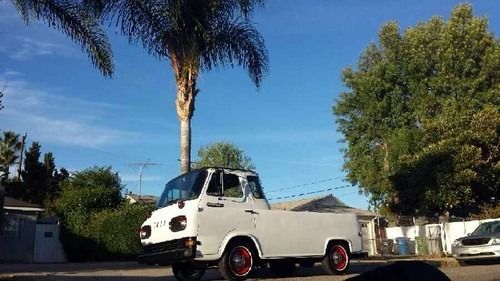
1, 260, 499, 281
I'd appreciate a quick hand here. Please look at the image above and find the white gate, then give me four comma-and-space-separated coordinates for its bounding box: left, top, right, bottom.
33, 224, 66, 263
360, 222, 372, 254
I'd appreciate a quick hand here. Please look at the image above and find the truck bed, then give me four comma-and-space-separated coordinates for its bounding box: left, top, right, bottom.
253, 209, 361, 258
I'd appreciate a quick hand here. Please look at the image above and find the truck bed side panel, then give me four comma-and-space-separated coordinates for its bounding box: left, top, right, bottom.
253, 210, 361, 258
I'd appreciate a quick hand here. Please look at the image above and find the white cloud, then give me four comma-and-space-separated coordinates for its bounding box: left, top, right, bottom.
200, 129, 337, 145
6, 37, 77, 61
4, 70, 23, 77
0, 76, 139, 148
8, 111, 138, 148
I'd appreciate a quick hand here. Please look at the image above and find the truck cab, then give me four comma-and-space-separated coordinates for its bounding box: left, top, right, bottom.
138, 168, 361, 281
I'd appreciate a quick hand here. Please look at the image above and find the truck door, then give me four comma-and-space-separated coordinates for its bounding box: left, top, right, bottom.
196, 170, 255, 256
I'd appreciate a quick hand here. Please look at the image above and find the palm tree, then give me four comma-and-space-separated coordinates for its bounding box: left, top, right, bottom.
97, 0, 268, 173
0, 131, 21, 181
9, 0, 114, 77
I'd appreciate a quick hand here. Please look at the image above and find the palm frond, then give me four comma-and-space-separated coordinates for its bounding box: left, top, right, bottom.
80, 0, 106, 17
204, 19, 268, 88
103, 0, 174, 58
101, 0, 268, 86
12, 0, 114, 77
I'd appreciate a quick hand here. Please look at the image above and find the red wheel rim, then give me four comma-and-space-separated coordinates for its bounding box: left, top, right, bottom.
331, 245, 348, 271
229, 246, 253, 276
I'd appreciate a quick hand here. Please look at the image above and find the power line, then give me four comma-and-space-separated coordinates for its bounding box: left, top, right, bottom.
128, 160, 161, 198
265, 177, 343, 194
267, 184, 353, 201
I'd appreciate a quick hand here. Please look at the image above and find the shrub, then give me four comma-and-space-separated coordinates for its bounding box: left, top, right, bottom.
470, 204, 500, 220
88, 204, 154, 259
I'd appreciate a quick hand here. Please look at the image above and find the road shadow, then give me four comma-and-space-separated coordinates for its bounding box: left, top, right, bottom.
7, 276, 175, 281
0, 262, 148, 274
3, 260, 387, 281
345, 261, 451, 281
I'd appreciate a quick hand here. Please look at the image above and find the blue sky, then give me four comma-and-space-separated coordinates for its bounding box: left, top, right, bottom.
1, 0, 499, 210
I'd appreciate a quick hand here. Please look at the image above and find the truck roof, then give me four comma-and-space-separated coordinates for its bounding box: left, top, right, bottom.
181, 167, 258, 177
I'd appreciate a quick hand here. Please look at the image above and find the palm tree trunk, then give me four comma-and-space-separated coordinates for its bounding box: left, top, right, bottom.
179, 118, 191, 174
175, 72, 197, 174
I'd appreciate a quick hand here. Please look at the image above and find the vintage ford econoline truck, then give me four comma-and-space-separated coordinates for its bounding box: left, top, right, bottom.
138, 168, 362, 280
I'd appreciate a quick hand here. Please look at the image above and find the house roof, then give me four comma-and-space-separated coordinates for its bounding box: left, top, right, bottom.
3, 196, 44, 212
273, 194, 376, 218
125, 194, 158, 204
270, 196, 326, 211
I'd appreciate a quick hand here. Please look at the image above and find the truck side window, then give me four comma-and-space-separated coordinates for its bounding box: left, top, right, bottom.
206, 171, 222, 196
247, 176, 265, 199
223, 174, 243, 198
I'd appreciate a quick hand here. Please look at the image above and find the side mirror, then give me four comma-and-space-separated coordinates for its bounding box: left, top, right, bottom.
467, 233, 472, 236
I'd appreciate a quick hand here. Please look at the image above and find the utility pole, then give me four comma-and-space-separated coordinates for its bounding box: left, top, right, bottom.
128, 160, 161, 199
16, 133, 27, 181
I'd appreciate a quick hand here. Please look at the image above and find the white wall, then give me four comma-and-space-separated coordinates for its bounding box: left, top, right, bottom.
385, 218, 499, 255
385, 225, 423, 240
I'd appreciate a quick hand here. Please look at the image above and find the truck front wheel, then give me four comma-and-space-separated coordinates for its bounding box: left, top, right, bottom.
172, 263, 205, 281
219, 242, 255, 280
322, 243, 350, 275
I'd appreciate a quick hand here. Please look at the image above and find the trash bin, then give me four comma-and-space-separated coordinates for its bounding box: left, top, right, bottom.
395, 237, 410, 255
380, 239, 394, 255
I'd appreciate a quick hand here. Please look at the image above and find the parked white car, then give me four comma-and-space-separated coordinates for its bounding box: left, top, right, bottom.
452, 219, 500, 264
138, 168, 363, 281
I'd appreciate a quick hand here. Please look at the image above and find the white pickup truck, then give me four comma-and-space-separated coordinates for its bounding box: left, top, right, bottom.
138, 168, 362, 281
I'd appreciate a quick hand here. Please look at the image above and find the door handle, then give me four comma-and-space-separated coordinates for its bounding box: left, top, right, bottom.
207, 202, 224, 208
244, 209, 258, 214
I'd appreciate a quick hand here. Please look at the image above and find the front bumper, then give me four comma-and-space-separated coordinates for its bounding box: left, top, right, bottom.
137, 237, 197, 265
452, 244, 500, 261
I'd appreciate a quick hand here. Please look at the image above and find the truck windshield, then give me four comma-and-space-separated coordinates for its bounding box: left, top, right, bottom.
156, 170, 208, 208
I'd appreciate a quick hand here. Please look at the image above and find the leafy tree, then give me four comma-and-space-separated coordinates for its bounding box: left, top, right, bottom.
0, 131, 21, 181
10, 0, 114, 76
193, 141, 255, 170
333, 4, 500, 217
9, 142, 69, 205
55, 166, 123, 233
93, 0, 268, 173
54, 166, 138, 261
20, 142, 46, 202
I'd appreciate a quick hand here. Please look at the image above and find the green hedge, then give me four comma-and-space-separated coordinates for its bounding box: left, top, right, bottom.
61, 203, 153, 261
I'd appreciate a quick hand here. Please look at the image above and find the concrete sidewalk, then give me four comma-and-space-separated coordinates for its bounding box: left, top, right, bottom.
359, 255, 460, 267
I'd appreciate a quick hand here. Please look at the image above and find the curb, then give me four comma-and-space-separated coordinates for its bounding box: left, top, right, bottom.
359, 256, 460, 268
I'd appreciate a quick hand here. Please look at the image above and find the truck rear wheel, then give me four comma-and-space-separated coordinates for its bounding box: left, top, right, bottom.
322, 243, 350, 275
218, 242, 255, 280
172, 263, 205, 281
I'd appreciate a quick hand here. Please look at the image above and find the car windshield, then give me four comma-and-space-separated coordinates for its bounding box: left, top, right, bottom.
156, 170, 208, 209
471, 221, 500, 236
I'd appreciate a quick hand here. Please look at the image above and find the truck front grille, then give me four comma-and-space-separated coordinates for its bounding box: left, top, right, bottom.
142, 239, 185, 254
